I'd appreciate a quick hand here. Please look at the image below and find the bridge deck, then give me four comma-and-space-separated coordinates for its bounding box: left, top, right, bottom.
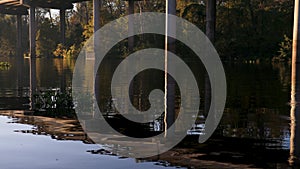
0, 0, 89, 15
0, 0, 28, 15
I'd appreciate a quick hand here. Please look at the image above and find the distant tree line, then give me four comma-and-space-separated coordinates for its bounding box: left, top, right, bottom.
0, 0, 294, 61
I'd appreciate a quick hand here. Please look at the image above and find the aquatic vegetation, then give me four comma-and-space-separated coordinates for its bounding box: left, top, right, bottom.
33, 88, 76, 118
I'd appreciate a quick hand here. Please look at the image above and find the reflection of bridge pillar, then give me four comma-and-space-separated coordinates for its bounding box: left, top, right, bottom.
60, 9, 66, 45
128, 0, 134, 51
165, 0, 176, 136
290, 74, 300, 166
29, 58, 37, 110
29, 6, 36, 57
290, 0, 300, 165
60, 59, 66, 92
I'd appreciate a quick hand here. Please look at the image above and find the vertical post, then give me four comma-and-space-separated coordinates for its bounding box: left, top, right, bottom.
128, 0, 135, 109
93, 0, 100, 32
16, 14, 23, 57
204, 0, 216, 116
290, 73, 300, 166
29, 6, 37, 109
206, 0, 216, 43
17, 14, 24, 97
29, 6, 36, 57
59, 9, 66, 92
290, 0, 300, 166
29, 56, 37, 110
94, 0, 101, 112
128, 0, 134, 51
165, 0, 176, 136
60, 9, 66, 45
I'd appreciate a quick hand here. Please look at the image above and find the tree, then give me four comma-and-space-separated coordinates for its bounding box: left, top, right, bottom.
36, 18, 59, 57
0, 14, 17, 56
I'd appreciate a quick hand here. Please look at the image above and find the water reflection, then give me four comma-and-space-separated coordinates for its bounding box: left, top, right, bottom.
29, 58, 36, 109
0, 57, 296, 167
0, 57, 75, 109
0, 113, 183, 169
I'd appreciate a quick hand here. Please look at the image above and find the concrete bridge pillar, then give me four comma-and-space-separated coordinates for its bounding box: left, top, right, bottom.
29, 6, 36, 57
93, 0, 101, 106
165, 0, 176, 135
290, 0, 300, 166
93, 0, 100, 32
16, 14, 24, 97
206, 0, 216, 43
128, 0, 134, 51
59, 9, 66, 92
28, 6, 37, 109
204, 0, 216, 117
16, 14, 23, 57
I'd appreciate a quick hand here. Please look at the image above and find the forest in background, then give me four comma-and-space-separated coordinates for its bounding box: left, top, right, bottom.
0, 0, 294, 61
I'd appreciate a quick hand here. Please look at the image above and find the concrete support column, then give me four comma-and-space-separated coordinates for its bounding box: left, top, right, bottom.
16, 14, 23, 57
165, 0, 176, 135
204, 0, 216, 117
290, 0, 300, 166
29, 6, 36, 57
59, 9, 66, 92
29, 6, 37, 109
17, 14, 24, 97
206, 0, 216, 43
93, 0, 100, 32
93, 0, 101, 109
60, 9, 66, 45
128, 0, 134, 51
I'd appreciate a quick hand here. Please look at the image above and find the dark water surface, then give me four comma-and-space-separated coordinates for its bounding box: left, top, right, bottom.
0, 57, 295, 168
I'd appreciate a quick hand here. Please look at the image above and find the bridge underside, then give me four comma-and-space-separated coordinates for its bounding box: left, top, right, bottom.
0, 0, 27, 15
20, 0, 83, 9
0, 0, 89, 15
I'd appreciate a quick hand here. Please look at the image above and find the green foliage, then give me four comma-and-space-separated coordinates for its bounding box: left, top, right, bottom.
36, 18, 59, 57
0, 0, 295, 60
0, 62, 11, 71
273, 35, 292, 62
53, 43, 81, 58
181, 3, 206, 31
215, 0, 293, 60
53, 43, 66, 58
0, 15, 16, 56
82, 19, 94, 40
